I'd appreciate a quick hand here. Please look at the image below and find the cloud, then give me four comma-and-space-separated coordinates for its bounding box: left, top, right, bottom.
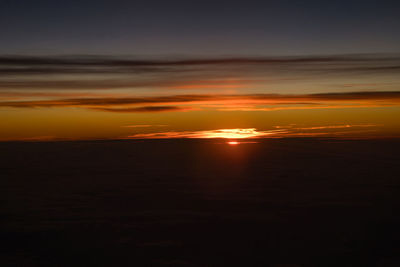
92, 106, 189, 113
121, 124, 168, 128
307, 91, 400, 101
0, 95, 213, 108
125, 124, 380, 139
0, 125, 383, 141
217, 104, 394, 112
1, 54, 394, 68
0, 54, 399, 91
0, 91, 399, 113
126, 128, 286, 139
293, 124, 378, 130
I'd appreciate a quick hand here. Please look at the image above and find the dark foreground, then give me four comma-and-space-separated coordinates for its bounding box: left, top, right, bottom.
1, 139, 400, 267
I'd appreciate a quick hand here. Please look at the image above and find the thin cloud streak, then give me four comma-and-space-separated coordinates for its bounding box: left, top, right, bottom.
125, 124, 380, 139
92, 106, 190, 113
217, 104, 394, 112
1, 54, 398, 68
293, 124, 378, 130
0, 91, 399, 113
121, 124, 168, 128
0, 54, 399, 91
126, 128, 286, 139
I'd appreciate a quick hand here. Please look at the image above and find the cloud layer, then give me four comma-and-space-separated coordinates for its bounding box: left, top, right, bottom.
1, 91, 399, 113
125, 124, 379, 139
1, 54, 399, 140
0, 54, 399, 92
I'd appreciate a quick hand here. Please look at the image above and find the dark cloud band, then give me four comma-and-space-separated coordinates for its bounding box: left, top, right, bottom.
1, 91, 399, 112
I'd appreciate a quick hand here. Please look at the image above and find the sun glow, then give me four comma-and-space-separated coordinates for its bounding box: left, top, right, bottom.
198, 128, 264, 139
227, 141, 239, 145
126, 128, 285, 139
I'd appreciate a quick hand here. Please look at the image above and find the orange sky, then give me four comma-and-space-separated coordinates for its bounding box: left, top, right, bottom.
1, 55, 400, 141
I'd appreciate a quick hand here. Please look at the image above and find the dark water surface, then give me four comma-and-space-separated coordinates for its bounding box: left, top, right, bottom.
1, 139, 400, 266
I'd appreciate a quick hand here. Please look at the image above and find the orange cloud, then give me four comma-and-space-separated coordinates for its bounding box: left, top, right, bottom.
1, 91, 399, 113
126, 128, 286, 139
167, 79, 253, 90
121, 124, 168, 128
293, 124, 378, 130
125, 124, 380, 140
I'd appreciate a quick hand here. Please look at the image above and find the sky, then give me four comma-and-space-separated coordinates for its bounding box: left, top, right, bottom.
1, 0, 400, 56
0, 0, 399, 140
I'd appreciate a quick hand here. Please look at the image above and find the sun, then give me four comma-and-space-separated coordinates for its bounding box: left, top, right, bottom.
227, 141, 239, 145
198, 128, 263, 139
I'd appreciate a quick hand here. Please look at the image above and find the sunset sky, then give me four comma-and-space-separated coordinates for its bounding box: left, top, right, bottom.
1, 0, 400, 141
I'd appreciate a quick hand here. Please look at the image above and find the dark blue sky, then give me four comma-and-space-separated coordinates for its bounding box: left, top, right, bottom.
1, 0, 399, 56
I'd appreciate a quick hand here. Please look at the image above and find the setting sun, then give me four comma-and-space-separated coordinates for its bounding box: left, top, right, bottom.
227, 141, 239, 145
199, 128, 262, 139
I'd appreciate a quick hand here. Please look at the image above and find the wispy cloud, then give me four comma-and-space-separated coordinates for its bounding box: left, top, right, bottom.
0, 91, 399, 113
92, 106, 190, 113
1, 54, 398, 140
125, 124, 380, 139
1, 54, 399, 69
0, 54, 399, 91
126, 128, 286, 139
1, 54, 399, 114
121, 124, 168, 128
293, 124, 378, 130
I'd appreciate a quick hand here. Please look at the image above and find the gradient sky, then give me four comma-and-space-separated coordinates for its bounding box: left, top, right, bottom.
1, 0, 400, 56
0, 0, 399, 140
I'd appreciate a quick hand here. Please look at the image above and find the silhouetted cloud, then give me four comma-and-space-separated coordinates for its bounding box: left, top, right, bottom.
2, 54, 395, 68
0, 54, 399, 91
308, 91, 400, 100
0, 95, 214, 108
93, 106, 189, 113
1, 91, 399, 113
